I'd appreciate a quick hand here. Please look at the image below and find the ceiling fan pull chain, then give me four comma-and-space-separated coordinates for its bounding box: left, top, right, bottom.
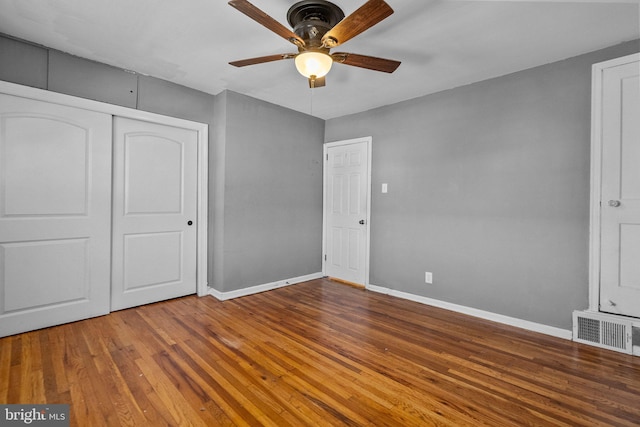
310, 84, 314, 116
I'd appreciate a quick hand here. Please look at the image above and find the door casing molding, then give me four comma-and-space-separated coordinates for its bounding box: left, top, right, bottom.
0, 80, 209, 296
322, 136, 372, 287
589, 53, 640, 312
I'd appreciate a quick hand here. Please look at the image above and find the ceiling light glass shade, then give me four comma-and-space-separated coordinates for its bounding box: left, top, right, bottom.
295, 51, 333, 78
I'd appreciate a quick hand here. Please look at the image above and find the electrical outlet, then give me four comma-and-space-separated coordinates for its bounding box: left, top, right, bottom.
425, 272, 433, 284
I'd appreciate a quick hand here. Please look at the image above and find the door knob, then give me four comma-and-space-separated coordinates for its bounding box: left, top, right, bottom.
359, 219, 365, 225
607, 200, 621, 207
187, 220, 193, 226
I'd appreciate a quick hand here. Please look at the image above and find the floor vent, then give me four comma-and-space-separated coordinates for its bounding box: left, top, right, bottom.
572, 311, 633, 354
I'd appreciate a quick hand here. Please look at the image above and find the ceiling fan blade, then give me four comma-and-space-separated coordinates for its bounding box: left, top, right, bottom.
321, 0, 393, 48
228, 0, 305, 47
309, 76, 326, 89
332, 53, 400, 73
229, 53, 296, 67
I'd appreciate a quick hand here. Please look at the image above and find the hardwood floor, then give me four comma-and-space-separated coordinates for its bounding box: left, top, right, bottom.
1, 278, 639, 426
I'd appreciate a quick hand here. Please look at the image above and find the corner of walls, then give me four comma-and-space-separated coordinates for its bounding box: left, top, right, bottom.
208, 272, 324, 301
209, 91, 229, 292
1, 34, 326, 297
136, 75, 215, 124
219, 91, 325, 292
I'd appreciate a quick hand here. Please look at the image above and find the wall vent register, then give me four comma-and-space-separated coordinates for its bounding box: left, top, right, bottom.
572, 310, 634, 354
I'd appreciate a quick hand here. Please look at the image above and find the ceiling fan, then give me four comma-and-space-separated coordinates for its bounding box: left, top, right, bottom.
228, 0, 401, 88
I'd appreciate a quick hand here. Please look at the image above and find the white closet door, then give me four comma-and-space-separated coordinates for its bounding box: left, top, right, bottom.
0, 93, 112, 337
111, 117, 198, 311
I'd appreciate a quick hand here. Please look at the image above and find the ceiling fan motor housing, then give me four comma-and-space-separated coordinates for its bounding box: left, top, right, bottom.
287, 0, 344, 48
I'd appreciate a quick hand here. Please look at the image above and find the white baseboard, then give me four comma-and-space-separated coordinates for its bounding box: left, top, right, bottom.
366, 284, 572, 340
208, 272, 324, 301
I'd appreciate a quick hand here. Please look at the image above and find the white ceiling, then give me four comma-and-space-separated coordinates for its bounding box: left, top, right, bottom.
0, 0, 638, 119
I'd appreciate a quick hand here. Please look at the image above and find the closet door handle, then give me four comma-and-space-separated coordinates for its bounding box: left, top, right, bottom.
187, 220, 193, 226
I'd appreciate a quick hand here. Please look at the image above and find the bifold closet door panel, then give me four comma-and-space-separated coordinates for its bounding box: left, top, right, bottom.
0, 93, 112, 337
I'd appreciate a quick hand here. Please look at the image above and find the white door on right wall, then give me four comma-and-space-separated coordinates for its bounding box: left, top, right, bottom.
599, 57, 640, 318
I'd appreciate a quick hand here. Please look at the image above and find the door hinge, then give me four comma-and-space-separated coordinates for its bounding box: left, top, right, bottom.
324, 254, 327, 261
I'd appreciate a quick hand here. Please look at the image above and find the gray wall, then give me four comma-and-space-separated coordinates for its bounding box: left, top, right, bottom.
0, 36, 215, 123
211, 90, 324, 292
325, 40, 640, 330
0, 34, 325, 296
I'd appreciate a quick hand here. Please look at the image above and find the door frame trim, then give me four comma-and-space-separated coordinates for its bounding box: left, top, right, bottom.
322, 136, 372, 287
588, 53, 640, 312
0, 80, 209, 297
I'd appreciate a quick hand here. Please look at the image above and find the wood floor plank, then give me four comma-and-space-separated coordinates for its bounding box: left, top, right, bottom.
2, 278, 640, 426
0, 334, 13, 402
82, 319, 150, 427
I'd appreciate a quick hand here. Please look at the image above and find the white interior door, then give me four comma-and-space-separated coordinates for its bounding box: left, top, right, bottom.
324, 138, 370, 286
599, 57, 640, 318
0, 93, 112, 337
111, 117, 198, 311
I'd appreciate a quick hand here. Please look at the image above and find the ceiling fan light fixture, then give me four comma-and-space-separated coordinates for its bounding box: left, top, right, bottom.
295, 51, 333, 78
